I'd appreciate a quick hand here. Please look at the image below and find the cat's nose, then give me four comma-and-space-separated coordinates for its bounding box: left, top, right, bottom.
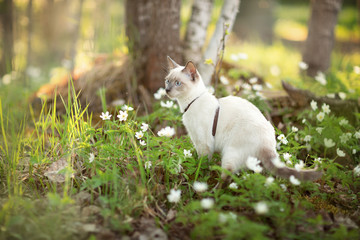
166, 88, 171, 93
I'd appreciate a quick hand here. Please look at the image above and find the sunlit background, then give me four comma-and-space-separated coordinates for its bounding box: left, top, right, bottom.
0, 0, 359, 94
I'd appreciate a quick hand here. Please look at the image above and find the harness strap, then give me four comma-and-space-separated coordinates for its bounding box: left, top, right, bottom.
212, 105, 220, 137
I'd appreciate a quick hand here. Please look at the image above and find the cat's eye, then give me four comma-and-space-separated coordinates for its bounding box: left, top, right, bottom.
175, 81, 181, 86
165, 79, 170, 85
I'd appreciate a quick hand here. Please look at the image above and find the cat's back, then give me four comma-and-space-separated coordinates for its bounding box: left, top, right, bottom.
219, 96, 265, 120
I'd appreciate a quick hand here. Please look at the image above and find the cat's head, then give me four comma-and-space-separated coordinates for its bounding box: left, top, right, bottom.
165, 56, 205, 99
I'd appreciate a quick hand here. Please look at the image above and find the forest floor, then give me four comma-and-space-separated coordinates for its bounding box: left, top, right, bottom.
1, 3, 360, 239
1, 43, 360, 239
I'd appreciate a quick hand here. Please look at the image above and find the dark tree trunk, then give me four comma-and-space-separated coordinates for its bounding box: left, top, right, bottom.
125, 0, 182, 93
233, 0, 275, 44
0, 0, 14, 76
302, 0, 343, 77
69, 0, 84, 71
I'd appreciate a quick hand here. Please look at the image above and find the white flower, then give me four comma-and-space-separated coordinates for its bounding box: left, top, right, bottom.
174, 163, 183, 174
219, 213, 237, 223
298, 61, 308, 70
154, 88, 166, 100
219, 213, 228, 223
26, 66, 41, 78
265, 176, 274, 187
339, 119, 349, 126
144, 161, 152, 169
157, 126, 175, 137
314, 158, 322, 165
230, 53, 248, 61
167, 189, 181, 203
89, 153, 95, 163
237, 53, 248, 60
353, 149, 357, 155
316, 127, 324, 134
249, 77, 258, 84
322, 104, 331, 114
340, 133, 351, 144
141, 123, 149, 132
354, 66, 360, 74
283, 153, 292, 162
291, 126, 298, 132
135, 131, 144, 139
302, 119, 306, 124
294, 134, 299, 141
265, 82, 273, 89
324, 138, 335, 148
230, 54, 239, 61
272, 157, 285, 168
276, 142, 281, 150
122, 105, 134, 111
280, 184, 287, 191
207, 86, 215, 94
294, 160, 304, 171
315, 71, 327, 85
184, 149, 192, 158
338, 92, 346, 100
193, 181, 208, 193
327, 93, 336, 98
246, 156, 263, 173
252, 84, 263, 91
316, 112, 325, 122
310, 100, 318, 111
154, 92, 162, 100
139, 140, 146, 146
220, 76, 229, 85
254, 202, 268, 215
242, 83, 252, 91
160, 100, 174, 108
201, 198, 214, 209
289, 175, 301, 185
304, 135, 312, 142
229, 182, 238, 189
100, 111, 112, 120
355, 131, 360, 139
117, 110, 128, 121
277, 134, 288, 145
336, 148, 345, 157
270, 65, 281, 76
354, 165, 360, 176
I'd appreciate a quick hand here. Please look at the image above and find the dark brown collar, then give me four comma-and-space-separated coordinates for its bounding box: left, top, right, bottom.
184, 96, 200, 113
212, 105, 220, 137
183, 92, 206, 113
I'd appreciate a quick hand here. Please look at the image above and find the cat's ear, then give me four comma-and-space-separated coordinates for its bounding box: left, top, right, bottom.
167, 56, 180, 70
182, 61, 198, 81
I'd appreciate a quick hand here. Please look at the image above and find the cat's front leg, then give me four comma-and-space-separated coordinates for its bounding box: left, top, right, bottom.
194, 141, 214, 160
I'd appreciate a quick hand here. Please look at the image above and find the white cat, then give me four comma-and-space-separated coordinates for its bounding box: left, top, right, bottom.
165, 56, 322, 181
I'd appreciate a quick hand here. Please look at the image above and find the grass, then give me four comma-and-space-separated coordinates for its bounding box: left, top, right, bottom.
1, 66, 360, 238
1, 2, 360, 239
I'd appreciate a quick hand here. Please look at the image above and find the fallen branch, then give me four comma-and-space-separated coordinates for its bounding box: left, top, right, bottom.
282, 80, 359, 124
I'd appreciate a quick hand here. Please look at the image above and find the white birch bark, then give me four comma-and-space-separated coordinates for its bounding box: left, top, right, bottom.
198, 0, 240, 86
184, 0, 214, 65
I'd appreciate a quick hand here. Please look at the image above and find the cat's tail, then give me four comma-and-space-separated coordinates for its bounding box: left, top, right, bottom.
260, 148, 322, 181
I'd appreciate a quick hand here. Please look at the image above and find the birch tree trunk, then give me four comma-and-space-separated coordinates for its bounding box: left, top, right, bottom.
125, 0, 182, 93
198, 0, 240, 86
302, 0, 343, 77
184, 0, 214, 65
